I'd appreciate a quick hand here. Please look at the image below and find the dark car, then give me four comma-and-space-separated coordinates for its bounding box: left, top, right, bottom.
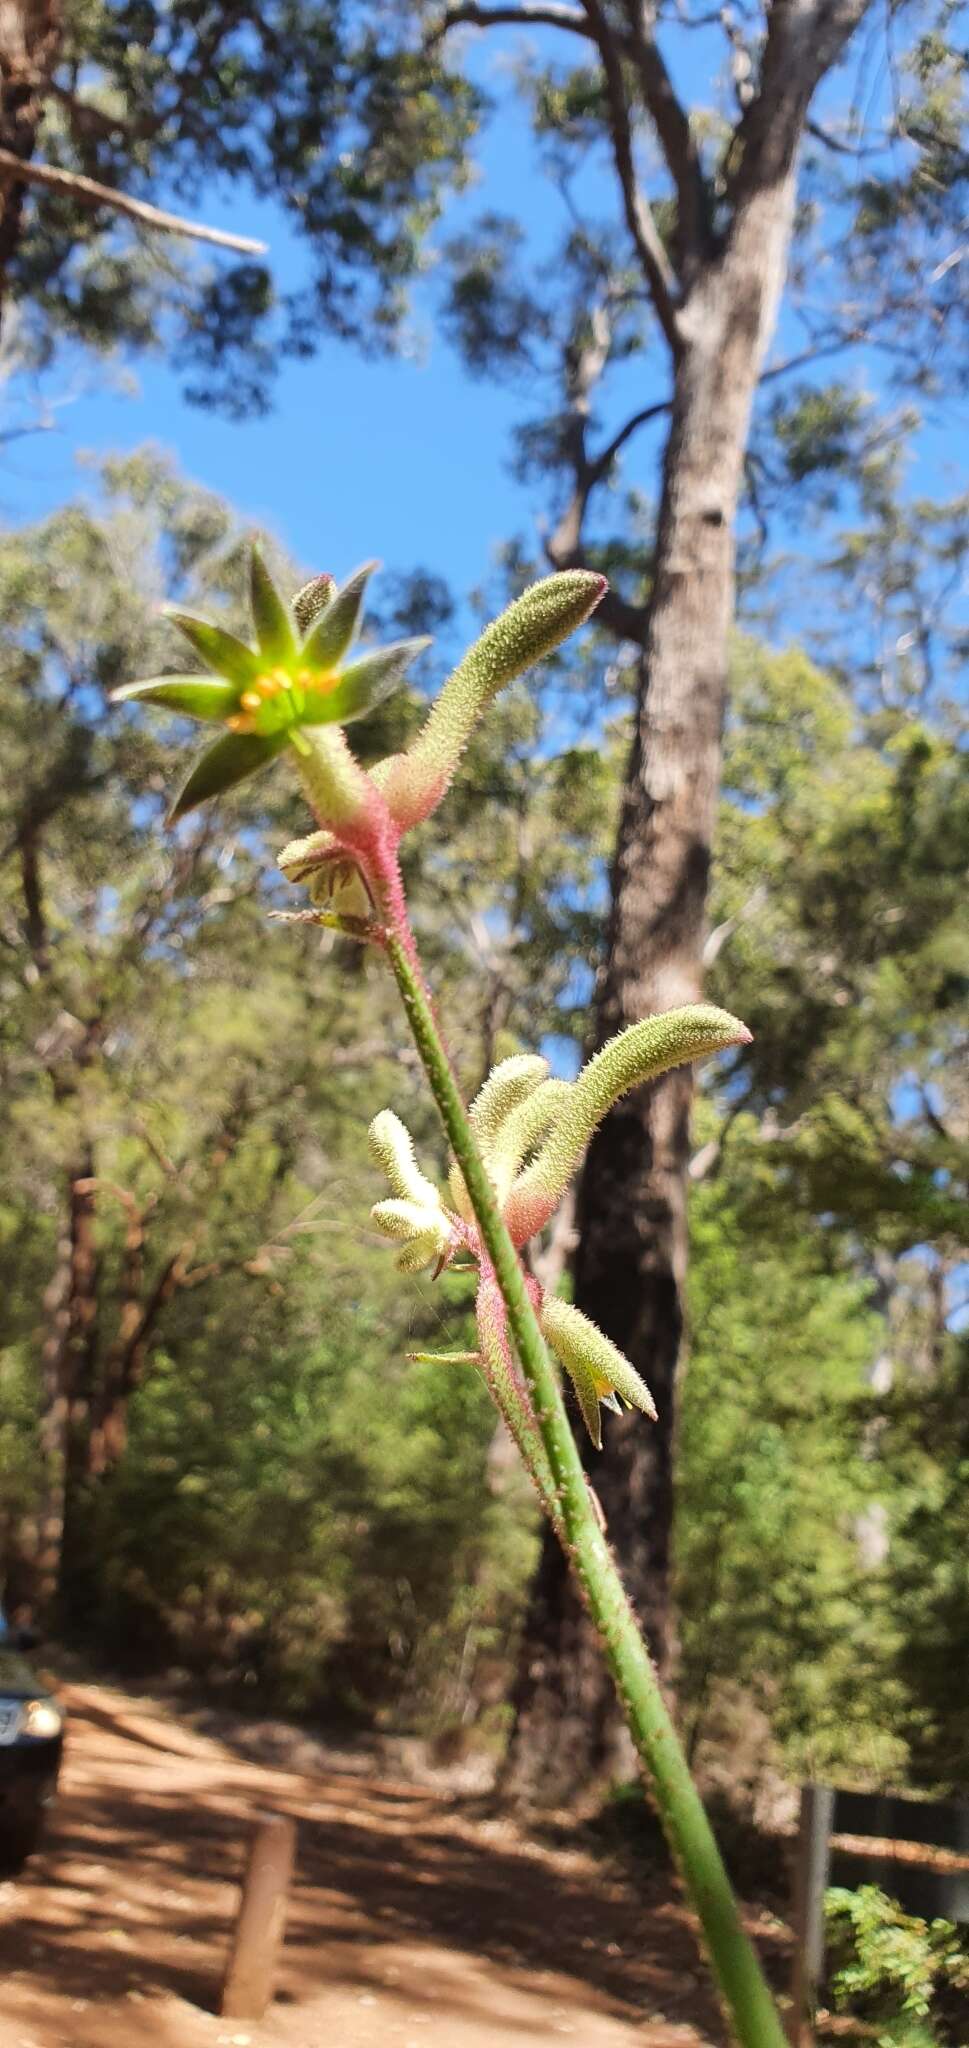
0, 1643, 65, 1871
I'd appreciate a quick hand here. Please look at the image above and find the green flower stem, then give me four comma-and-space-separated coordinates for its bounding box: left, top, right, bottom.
384, 930, 788, 2048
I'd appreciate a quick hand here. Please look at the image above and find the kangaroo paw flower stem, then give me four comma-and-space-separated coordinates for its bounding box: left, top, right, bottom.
384, 929, 788, 2048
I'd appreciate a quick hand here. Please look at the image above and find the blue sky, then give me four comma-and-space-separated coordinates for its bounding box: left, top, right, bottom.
0, 21, 965, 652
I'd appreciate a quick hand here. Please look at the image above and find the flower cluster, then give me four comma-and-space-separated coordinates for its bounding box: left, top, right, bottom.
369, 1008, 749, 1446
117, 544, 749, 1453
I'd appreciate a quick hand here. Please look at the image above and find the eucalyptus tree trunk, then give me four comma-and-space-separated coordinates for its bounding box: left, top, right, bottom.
504, 167, 800, 1803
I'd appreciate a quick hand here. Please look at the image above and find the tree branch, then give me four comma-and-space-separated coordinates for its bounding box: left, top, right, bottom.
0, 150, 267, 255
617, 0, 711, 260
580, 0, 683, 354
726, 0, 874, 204
430, 1, 592, 38
591, 396, 672, 478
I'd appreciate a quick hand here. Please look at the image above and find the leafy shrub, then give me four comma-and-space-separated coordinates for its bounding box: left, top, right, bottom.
825, 1885, 969, 2047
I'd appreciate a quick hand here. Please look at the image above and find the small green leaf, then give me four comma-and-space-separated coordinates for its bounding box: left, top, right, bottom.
307, 637, 430, 725
112, 675, 240, 720
301, 561, 378, 672
167, 729, 288, 822
250, 548, 296, 665
164, 609, 263, 687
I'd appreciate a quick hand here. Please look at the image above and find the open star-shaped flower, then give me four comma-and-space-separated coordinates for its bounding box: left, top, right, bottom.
112, 551, 429, 822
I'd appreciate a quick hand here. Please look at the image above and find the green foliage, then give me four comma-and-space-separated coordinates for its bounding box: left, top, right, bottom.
882, 1338, 969, 1790
679, 1137, 901, 1783
0, 454, 540, 1724
10, 5, 477, 409
678, 632, 967, 1789
1, 443, 964, 1788
825, 1886, 969, 2048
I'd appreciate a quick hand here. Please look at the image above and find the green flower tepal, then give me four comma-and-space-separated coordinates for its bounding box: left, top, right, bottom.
112, 550, 429, 822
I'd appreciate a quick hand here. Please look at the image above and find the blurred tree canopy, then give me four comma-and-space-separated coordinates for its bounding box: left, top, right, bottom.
1, 452, 965, 1799
0, 3, 475, 409
0, 0, 964, 1799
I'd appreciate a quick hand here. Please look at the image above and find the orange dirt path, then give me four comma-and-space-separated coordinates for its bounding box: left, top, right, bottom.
0, 1682, 778, 2047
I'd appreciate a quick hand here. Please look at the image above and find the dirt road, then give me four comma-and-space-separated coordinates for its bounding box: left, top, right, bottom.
0, 1683, 783, 2047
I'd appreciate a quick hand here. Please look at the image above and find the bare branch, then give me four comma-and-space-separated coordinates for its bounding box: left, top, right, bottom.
617, 0, 711, 259
702, 883, 767, 968
0, 150, 267, 255
591, 396, 672, 477
581, 0, 683, 354
430, 1, 592, 38
806, 114, 881, 158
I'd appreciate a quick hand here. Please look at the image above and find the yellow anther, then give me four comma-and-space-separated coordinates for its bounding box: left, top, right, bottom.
227, 712, 255, 733
240, 690, 262, 712
252, 670, 285, 700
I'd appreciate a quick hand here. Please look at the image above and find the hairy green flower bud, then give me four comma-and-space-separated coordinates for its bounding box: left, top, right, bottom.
369, 1110, 445, 1213
373, 570, 606, 831
504, 1004, 751, 1244
395, 1230, 450, 1274
292, 573, 337, 634
540, 1293, 657, 1449
489, 1078, 572, 1201
469, 1054, 550, 1152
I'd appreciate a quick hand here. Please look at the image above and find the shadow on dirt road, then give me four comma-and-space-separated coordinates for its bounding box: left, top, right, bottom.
0, 1683, 787, 2048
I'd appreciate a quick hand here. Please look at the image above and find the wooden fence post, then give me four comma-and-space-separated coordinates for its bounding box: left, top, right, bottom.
787, 1783, 834, 2047
220, 1810, 296, 2021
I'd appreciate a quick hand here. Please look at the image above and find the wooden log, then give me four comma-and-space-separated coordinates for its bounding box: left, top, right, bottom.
787, 1783, 834, 2047
220, 1811, 296, 2020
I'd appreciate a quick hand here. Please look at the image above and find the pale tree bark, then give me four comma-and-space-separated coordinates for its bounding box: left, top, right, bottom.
433, 0, 875, 1803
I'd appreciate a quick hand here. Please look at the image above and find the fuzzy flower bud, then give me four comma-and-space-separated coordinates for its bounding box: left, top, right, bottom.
369, 1110, 445, 1212
504, 1005, 751, 1245
373, 571, 606, 832
540, 1293, 657, 1450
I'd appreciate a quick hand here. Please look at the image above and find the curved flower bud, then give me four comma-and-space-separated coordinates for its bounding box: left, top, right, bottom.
373, 570, 606, 832
469, 1054, 550, 1154
371, 1195, 452, 1274
448, 1054, 549, 1216
504, 1004, 751, 1245
449, 1065, 569, 1219
300, 561, 377, 672
540, 1294, 657, 1450
489, 1078, 572, 1209
371, 1197, 440, 1242
369, 1110, 445, 1213
477, 1278, 557, 1506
